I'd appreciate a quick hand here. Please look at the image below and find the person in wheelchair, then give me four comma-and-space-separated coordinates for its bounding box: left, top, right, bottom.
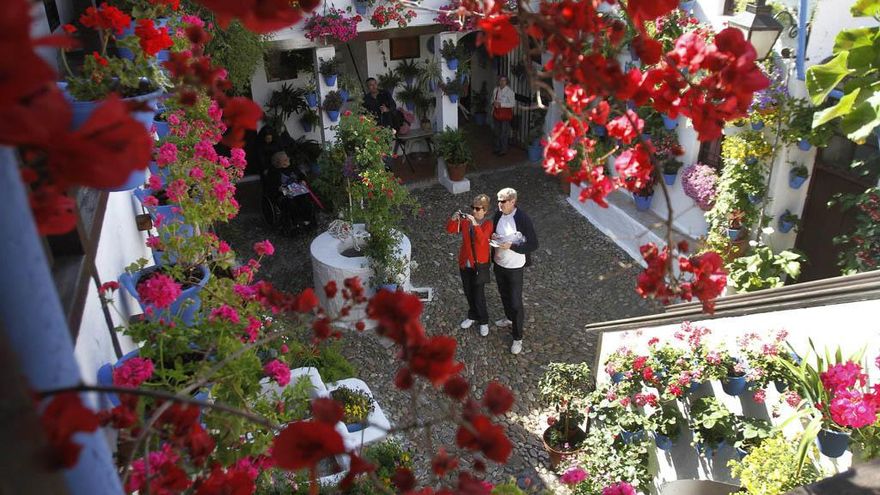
262, 151, 318, 232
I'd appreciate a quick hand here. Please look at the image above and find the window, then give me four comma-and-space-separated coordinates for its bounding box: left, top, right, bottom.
698, 137, 725, 170
264, 49, 313, 82
390, 37, 420, 60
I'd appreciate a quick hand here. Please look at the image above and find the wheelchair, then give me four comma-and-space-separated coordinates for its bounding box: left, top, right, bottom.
260, 180, 317, 236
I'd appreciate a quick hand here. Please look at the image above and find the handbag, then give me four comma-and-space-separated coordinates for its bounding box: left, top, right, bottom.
468, 224, 491, 284
492, 89, 513, 121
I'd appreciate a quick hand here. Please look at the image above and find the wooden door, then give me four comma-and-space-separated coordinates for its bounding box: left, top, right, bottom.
794, 134, 879, 281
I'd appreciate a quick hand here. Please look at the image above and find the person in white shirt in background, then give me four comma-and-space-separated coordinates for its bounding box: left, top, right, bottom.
491, 75, 516, 156
491, 187, 538, 355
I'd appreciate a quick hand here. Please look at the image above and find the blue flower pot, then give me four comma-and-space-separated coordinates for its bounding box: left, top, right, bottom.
748, 194, 762, 204
746, 157, 758, 165
96, 349, 142, 407
474, 113, 487, 126
751, 121, 765, 131
346, 422, 367, 433
798, 139, 812, 151
662, 114, 678, 130
327, 109, 340, 122
679, 0, 696, 11
148, 161, 169, 185
727, 228, 741, 240
447, 93, 459, 104
379, 283, 399, 292
446, 58, 459, 71
154, 119, 170, 138
634, 194, 654, 212
663, 172, 677, 185
339, 89, 349, 102
405, 101, 415, 112
611, 372, 625, 384
119, 264, 210, 327
63, 83, 164, 132
104, 169, 147, 192
722, 374, 748, 396
736, 447, 749, 460
687, 380, 703, 394
323, 74, 337, 87
655, 433, 674, 451
592, 124, 606, 136
817, 428, 851, 458
620, 429, 646, 444
789, 173, 807, 189
774, 380, 788, 393
301, 120, 313, 133
528, 144, 543, 163
354, 2, 367, 14
305, 92, 318, 108
779, 218, 795, 233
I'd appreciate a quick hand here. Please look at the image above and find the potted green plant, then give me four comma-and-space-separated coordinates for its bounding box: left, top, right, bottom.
322, 90, 344, 122
318, 56, 343, 86
616, 407, 649, 445
727, 208, 747, 240
633, 181, 655, 212
265, 83, 308, 133
783, 99, 835, 151
662, 159, 683, 185
733, 417, 773, 459
778, 210, 800, 233
690, 397, 736, 456
538, 362, 592, 470
378, 69, 402, 94
395, 59, 421, 87
338, 73, 360, 104
650, 402, 685, 451
414, 93, 435, 130
304, 75, 318, 107
435, 127, 472, 181
727, 245, 803, 292
420, 58, 442, 92
440, 39, 459, 70
789, 163, 809, 189
329, 385, 375, 432
397, 85, 423, 113
442, 78, 463, 103
728, 434, 822, 494
300, 108, 320, 133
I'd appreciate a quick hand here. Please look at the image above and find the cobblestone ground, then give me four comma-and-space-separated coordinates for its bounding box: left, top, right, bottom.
221, 162, 659, 489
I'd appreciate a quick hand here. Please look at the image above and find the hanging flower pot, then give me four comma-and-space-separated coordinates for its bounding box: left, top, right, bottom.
663, 172, 677, 185
745, 156, 758, 166
662, 114, 678, 130
778, 218, 795, 234
305, 92, 318, 108
446, 58, 459, 71
817, 428, 851, 458
119, 264, 210, 326
789, 169, 808, 189
339, 89, 350, 102
751, 121, 765, 131
323, 74, 338, 86
721, 374, 747, 396
354, 0, 368, 15
620, 427, 646, 444
655, 433, 674, 451
774, 380, 788, 393
379, 283, 399, 292
611, 372, 625, 384
153, 118, 170, 138
327, 109, 340, 122
797, 139, 812, 151
634, 193, 654, 212
447, 93, 459, 104
301, 119, 313, 133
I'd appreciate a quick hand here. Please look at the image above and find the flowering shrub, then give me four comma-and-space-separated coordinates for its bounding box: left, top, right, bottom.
435, 0, 478, 31
370, 0, 416, 28
833, 187, 880, 275
303, 8, 361, 43
681, 163, 718, 210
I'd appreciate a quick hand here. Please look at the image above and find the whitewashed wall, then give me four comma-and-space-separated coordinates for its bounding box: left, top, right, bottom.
595, 299, 880, 492
73, 191, 150, 384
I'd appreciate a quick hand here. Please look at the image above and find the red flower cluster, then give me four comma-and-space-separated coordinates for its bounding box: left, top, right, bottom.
80, 3, 132, 34
40, 393, 100, 468
197, 0, 318, 33
135, 18, 173, 56
637, 241, 727, 313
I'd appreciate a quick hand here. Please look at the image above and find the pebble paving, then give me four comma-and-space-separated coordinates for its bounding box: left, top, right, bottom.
221, 162, 660, 489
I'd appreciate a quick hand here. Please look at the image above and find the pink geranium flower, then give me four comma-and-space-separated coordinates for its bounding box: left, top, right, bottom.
830, 389, 878, 429
821, 361, 867, 393
209, 304, 240, 324
603, 481, 637, 495
112, 357, 154, 388
137, 273, 182, 309
560, 467, 588, 485
263, 359, 291, 387
254, 240, 275, 257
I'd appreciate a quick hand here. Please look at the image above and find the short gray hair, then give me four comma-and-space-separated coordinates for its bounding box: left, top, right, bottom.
271, 151, 289, 167
497, 187, 517, 201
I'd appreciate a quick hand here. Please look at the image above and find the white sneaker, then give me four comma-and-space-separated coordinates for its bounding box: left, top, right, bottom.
460, 318, 475, 329
495, 318, 512, 328
479, 324, 489, 337
511, 340, 523, 355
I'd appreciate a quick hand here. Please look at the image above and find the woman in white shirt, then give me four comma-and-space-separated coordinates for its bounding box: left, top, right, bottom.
491, 75, 515, 156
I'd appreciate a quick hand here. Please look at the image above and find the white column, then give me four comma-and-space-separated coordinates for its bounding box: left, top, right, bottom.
315, 45, 338, 143
543, 51, 564, 135
435, 32, 460, 132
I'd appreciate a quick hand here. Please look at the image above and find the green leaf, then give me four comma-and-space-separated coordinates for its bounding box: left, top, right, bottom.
807, 52, 853, 105
851, 0, 880, 17
840, 91, 880, 143
814, 87, 860, 126
834, 27, 878, 53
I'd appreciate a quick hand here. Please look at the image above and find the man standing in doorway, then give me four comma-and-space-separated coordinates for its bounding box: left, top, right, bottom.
491, 187, 538, 355
491, 75, 515, 156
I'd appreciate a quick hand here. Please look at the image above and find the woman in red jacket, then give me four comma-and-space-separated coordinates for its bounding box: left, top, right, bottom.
446, 194, 493, 336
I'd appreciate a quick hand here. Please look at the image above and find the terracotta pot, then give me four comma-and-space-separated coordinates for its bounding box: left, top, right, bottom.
447, 162, 467, 182
542, 424, 586, 470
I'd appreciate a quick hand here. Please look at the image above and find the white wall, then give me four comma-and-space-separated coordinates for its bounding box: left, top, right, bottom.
806, 0, 879, 69
251, 58, 321, 141
74, 191, 150, 384
596, 299, 880, 492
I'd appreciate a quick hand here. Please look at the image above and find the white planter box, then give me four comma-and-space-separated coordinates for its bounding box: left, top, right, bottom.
325, 378, 392, 450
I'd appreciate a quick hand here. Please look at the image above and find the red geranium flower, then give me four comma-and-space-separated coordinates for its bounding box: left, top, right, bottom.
197, 0, 307, 34
40, 393, 100, 468
135, 19, 173, 57
478, 15, 519, 56
409, 336, 464, 387
271, 420, 346, 471
221, 97, 262, 147
483, 381, 514, 415
455, 414, 512, 463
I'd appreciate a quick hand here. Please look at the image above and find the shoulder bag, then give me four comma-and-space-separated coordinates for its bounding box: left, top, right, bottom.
468, 224, 491, 284
492, 89, 513, 122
